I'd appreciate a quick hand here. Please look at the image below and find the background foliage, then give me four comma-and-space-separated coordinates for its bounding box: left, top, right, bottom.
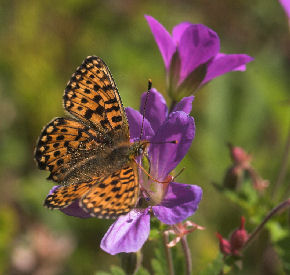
0, 0, 289, 274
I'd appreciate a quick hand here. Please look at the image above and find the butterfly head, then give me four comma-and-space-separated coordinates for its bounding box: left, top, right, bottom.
131, 140, 150, 158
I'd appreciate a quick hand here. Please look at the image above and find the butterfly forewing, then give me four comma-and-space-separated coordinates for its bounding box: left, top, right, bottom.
64, 56, 129, 140
35, 117, 105, 183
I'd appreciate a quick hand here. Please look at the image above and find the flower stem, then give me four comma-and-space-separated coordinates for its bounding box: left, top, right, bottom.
244, 198, 290, 249
163, 232, 175, 275
272, 129, 290, 199
180, 236, 192, 275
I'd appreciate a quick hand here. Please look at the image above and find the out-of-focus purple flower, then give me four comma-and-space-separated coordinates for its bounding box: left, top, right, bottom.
100, 89, 202, 255
279, 0, 290, 19
145, 15, 253, 98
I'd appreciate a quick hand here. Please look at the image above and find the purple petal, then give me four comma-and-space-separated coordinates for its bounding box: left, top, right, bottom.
126, 107, 154, 141
172, 96, 194, 114
100, 209, 150, 255
279, 0, 290, 18
145, 15, 176, 70
202, 53, 254, 85
61, 200, 91, 218
149, 111, 195, 179
172, 22, 192, 44
140, 88, 168, 133
153, 182, 202, 225
178, 24, 220, 84
47, 186, 91, 218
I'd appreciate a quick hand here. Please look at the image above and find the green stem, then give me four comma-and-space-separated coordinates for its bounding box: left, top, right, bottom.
163, 232, 175, 275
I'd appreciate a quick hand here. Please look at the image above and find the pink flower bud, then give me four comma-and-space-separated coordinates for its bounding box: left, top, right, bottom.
229, 145, 251, 168
230, 216, 248, 255
216, 232, 231, 255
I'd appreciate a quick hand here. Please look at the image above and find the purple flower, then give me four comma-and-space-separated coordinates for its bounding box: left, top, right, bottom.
145, 15, 253, 97
279, 0, 290, 19
45, 89, 202, 255
100, 89, 202, 255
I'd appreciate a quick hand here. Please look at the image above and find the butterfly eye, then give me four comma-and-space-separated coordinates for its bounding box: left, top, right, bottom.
138, 147, 144, 155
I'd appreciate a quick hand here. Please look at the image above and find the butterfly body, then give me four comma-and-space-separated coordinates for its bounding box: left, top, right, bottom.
35, 56, 147, 219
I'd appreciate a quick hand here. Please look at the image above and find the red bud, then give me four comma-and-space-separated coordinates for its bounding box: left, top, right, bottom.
216, 232, 231, 255
230, 217, 248, 255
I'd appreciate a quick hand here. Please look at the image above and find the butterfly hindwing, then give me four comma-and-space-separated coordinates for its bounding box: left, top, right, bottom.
44, 182, 92, 209
44, 165, 139, 219
63, 56, 129, 140
80, 165, 139, 219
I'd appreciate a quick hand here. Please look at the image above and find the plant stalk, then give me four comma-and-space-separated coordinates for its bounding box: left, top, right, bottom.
244, 198, 290, 249
180, 236, 192, 275
163, 231, 175, 275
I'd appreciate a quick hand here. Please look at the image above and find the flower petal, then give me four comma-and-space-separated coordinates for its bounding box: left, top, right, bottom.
172, 96, 194, 114
149, 111, 195, 179
145, 15, 176, 70
172, 22, 192, 44
202, 53, 254, 84
126, 107, 154, 141
100, 209, 150, 255
279, 0, 290, 18
178, 24, 220, 83
140, 88, 168, 133
152, 182, 202, 225
61, 201, 91, 218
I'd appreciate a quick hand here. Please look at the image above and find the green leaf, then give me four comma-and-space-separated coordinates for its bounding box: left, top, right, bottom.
223, 178, 259, 213
266, 220, 289, 242
95, 271, 111, 275
110, 266, 127, 275
149, 228, 160, 240
120, 253, 139, 275
171, 245, 184, 275
275, 235, 290, 274
95, 266, 126, 275
151, 258, 165, 275
198, 253, 224, 275
135, 267, 151, 275
151, 239, 168, 275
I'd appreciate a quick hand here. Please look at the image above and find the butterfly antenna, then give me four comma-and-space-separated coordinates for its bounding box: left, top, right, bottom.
139, 79, 152, 140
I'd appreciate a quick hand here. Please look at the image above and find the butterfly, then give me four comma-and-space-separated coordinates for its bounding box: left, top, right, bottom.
34, 56, 149, 219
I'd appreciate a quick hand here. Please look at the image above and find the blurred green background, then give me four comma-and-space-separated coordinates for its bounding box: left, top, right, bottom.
0, 0, 289, 274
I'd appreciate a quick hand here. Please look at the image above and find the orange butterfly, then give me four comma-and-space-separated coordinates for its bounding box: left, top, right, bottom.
35, 56, 148, 219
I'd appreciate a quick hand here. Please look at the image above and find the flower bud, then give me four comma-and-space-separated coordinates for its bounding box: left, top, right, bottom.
223, 166, 241, 190
229, 216, 248, 255
216, 217, 248, 256
216, 232, 231, 255
229, 144, 251, 168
